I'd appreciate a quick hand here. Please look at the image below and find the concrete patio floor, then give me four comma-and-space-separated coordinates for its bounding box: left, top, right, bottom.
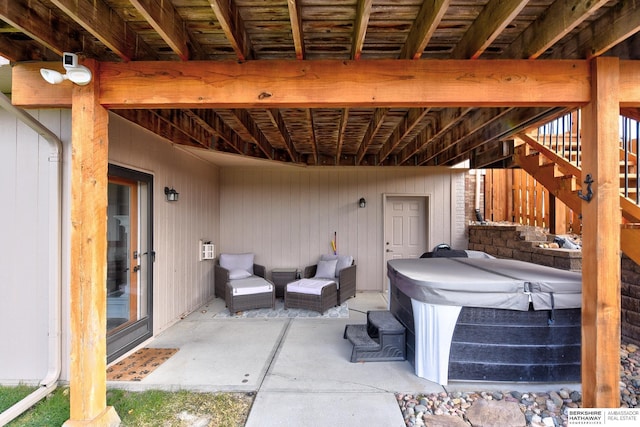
107, 292, 580, 427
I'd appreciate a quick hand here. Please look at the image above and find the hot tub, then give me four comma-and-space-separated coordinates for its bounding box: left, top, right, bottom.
387, 257, 582, 385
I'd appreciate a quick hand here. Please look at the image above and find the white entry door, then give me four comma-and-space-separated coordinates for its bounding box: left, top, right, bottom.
384, 196, 428, 266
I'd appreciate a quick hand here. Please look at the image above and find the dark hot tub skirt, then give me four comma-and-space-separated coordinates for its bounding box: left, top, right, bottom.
387, 257, 582, 385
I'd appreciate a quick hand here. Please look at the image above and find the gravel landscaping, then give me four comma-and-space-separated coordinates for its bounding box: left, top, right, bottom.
397, 342, 640, 427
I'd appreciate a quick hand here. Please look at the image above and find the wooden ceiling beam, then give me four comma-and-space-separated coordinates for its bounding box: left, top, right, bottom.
185, 109, 246, 155
470, 139, 514, 168
136, 107, 264, 159
266, 108, 299, 162
400, 0, 450, 59
377, 108, 430, 165
12, 59, 592, 108
398, 107, 472, 165
356, 108, 388, 165
0, 0, 87, 57
98, 59, 590, 108
554, 0, 640, 59
502, 0, 609, 59
209, 0, 252, 61
431, 107, 555, 166
113, 109, 206, 148
0, 35, 24, 62
308, 109, 320, 165
450, 0, 527, 59
229, 109, 274, 159
20, 60, 640, 109
184, 109, 221, 138
50, 0, 155, 61
352, 0, 373, 60
153, 109, 214, 148
210, 111, 254, 155
0, 34, 53, 62
287, 0, 305, 60
397, 130, 429, 166
418, 107, 509, 165
129, 0, 190, 61
336, 109, 349, 161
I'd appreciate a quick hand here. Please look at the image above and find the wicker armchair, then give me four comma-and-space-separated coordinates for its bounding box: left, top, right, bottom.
214, 255, 274, 313
303, 256, 356, 304
214, 261, 267, 299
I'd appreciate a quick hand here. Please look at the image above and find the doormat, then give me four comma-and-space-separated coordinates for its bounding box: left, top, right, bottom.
107, 347, 178, 381
213, 300, 349, 319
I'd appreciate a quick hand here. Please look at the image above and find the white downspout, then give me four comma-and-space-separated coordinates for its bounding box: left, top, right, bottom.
0, 91, 63, 425
475, 170, 481, 211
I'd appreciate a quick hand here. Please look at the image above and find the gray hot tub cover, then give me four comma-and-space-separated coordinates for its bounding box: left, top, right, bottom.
387, 257, 581, 310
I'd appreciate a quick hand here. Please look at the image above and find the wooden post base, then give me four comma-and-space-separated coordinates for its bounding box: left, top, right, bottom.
63, 406, 120, 426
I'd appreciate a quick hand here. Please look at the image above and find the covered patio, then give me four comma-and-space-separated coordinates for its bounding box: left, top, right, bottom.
106, 291, 579, 426
112, 292, 427, 426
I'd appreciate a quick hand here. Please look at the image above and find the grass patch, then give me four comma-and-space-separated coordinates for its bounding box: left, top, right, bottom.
0, 386, 253, 427
2, 386, 70, 426
0, 385, 38, 412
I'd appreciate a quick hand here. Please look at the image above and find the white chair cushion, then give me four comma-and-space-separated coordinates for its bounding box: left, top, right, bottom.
229, 269, 252, 280
230, 276, 273, 296
220, 253, 254, 275
287, 279, 336, 296
320, 254, 353, 277
314, 259, 338, 279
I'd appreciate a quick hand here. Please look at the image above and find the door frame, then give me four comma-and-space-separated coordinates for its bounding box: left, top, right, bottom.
106, 164, 154, 363
107, 175, 139, 328
382, 193, 431, 293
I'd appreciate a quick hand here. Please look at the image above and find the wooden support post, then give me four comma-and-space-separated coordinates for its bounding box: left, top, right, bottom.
63, 60, 120, 427
580, 57, 621, 408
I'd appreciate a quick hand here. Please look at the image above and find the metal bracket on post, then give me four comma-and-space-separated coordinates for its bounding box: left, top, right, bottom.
577, 173, 594, 202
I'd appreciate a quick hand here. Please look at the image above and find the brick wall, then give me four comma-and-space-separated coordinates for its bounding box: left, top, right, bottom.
468, 223, 640, 346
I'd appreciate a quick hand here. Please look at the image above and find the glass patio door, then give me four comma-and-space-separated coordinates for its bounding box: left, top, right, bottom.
106, 165, 154, 362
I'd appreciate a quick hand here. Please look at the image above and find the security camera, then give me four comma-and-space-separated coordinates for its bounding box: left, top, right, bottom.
40, 52, 92, 86
62, 52, 79, 71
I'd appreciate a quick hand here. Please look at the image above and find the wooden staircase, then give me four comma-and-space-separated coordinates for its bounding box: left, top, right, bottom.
514, 132, 640, 265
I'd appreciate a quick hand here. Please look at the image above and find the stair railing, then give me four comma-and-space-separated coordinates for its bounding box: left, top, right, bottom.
535, 109, 581, 169
620, 117, 639, 205
534, 110, 639, 207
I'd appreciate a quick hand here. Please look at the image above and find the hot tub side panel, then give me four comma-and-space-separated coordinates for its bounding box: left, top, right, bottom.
390, 283, 581, 383
390, 282, 416, 367
448, 306, 581, 382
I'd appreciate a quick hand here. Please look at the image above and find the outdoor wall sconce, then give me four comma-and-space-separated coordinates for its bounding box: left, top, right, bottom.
359, 197, 366, 208
164, 187, 179, 202
40, 53, 92, 86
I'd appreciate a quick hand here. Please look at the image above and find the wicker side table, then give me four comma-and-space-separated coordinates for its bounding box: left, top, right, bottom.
271, 268, 299, 298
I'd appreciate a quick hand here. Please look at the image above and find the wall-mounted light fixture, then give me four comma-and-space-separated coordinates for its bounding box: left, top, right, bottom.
164, 187, 179, 202
40, 52, 92, 86
359, 197, 366, 208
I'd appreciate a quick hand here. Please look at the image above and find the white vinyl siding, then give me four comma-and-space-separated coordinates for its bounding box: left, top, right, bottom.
0, 109, 68, 383
220, 167, 466, 291
108, 114, 220, 335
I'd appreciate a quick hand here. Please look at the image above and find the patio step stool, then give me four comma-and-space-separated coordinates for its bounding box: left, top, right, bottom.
343, 310, 406, 362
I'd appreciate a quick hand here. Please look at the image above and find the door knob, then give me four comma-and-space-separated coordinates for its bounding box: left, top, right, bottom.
386, 249, 393, 253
